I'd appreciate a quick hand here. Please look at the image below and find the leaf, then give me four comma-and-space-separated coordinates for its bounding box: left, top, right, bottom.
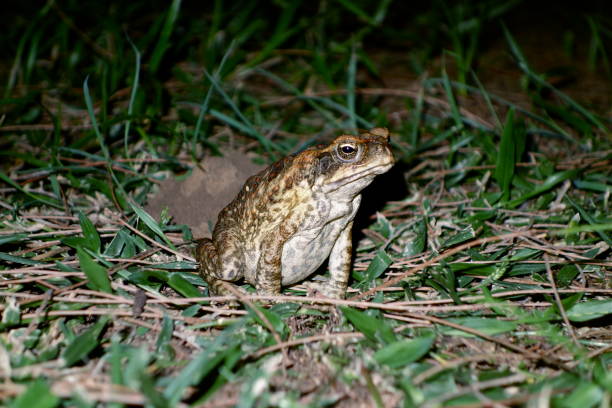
156, 315, 174, 353
77, 246, 112, 293
249, 305, 287, 337
130, 202, 178, 251
0, 170, 63, 209
402, 218, 427, 257
341, 307, 396, 345
167, 273, 203, 297
556, 265, 579, 287
442, 317, 517, 337
440, 226, 476, 249
149, 0, 182, 74
0, 252, 42, 266
561, 382, 604, 408
567, 299, 612, 322
62, 316, 109, 366
565, 195, 612, 246
0, 233, 27, 245
374, 335, 434, 368
364, 249, 393, 282
164, 343, 237, 405
495, 108, 516, 201
12, 379, 59, 408
507, 169, 578, 209
78, 211, 101, 252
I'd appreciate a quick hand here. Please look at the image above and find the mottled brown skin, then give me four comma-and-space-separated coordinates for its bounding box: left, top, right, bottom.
197, 128, 394, 299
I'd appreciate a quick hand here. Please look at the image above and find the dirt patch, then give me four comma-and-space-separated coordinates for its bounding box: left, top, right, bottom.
146, 151, 264, 238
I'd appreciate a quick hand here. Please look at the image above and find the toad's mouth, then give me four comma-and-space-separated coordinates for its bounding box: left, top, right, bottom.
321, 160, 394, 191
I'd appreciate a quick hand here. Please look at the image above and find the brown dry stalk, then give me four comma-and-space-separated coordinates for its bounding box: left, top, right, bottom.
544, 255, 581, 347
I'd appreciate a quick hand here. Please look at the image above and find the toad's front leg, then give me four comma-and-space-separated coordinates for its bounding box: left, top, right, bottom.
255, 224, 296, 298
324, 220, 353, 299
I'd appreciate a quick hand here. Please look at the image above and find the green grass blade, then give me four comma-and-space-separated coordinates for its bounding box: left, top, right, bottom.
440, 57, 463, 129
124, 36, 141, 157
149, 0, 182, 74
11, 379, 59, 408
346, 45, 358, 131
78, 212, 101, 253
507, 169, 578, 209
495, 108, 516, 201
374, 334, 434, 368
341, 307, 396, 345
364, 249, 393, 282
0, 252, 43, 266
130, 203, 178, 251
565, 195, 612, 246
77, 246, 112, 293
62, 316, 109, 366
0, 170, 63, 209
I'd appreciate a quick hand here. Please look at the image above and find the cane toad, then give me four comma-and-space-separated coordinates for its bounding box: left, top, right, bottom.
197, 128, 394, 299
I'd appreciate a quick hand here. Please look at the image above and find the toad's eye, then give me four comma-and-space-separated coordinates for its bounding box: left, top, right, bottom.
341, 145, 355, 154
336, 143, 360, 162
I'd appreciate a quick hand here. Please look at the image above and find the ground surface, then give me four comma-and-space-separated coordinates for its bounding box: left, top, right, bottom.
0, 1, 611, 407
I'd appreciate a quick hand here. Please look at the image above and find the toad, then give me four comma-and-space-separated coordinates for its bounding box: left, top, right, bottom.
197, 128, 394, 299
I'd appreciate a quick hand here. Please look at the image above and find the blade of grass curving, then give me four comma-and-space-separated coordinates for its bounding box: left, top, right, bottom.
335, 0, 375, 25
565, 195, 612, 246
193, 42, 235, 148
149, 0, 182, 74
124, 35, 141, 157
341, 307, 396, 345
502, 24, 607, 132
440, 57, 463, 129
62, 316, 109, 366
77, 246, 112, 293
495, 108, 516, 201
471, 71, 502, 129
374, 334, 434, 368
586, 16, 611, 74
167, 273, 202, 297
347, 45, 358, 131
363, 249, 393, 282
0, 170, 63, 209
204, 70, 281, 154
566, 299, 612, 322
507, 169, 578, 209
164, 338, 239, 405
0, 252, 42, 266
311, 96, 374, 129
78, 211, 101, 253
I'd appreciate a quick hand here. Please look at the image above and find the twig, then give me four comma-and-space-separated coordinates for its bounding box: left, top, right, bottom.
545, 255, 580, 347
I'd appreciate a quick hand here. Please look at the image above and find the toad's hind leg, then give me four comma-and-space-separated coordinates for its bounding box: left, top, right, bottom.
197, 237, 246, 296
